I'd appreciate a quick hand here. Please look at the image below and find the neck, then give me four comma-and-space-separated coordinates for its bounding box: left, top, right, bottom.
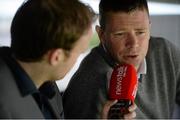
16, 60, 48, 88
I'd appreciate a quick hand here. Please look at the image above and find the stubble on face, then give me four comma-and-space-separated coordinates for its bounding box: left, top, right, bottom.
102, 9, 150, 70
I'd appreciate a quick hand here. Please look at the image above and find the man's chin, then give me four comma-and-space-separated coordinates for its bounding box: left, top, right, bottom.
117, 61, 140, 70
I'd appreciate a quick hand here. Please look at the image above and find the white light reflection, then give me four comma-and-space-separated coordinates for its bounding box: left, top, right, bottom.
0, 0, 24, 18
148, 2, 180, 15
80, 0, 180, 15
0, 0, 180, 18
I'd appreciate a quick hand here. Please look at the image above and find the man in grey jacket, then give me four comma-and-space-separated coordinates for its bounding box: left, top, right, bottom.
0, 0, 95, 118
63, 0, 180, 119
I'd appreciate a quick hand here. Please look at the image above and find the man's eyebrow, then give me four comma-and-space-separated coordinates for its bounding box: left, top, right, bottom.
135, 28, 148, 30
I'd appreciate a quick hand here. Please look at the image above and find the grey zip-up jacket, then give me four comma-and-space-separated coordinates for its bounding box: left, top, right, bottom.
63, 37, 180, 119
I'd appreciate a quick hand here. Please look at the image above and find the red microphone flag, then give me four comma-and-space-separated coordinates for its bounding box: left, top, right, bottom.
109, 64, 138, 101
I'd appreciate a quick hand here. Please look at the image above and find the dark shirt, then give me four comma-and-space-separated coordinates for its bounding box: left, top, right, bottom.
1, 47, 55, 118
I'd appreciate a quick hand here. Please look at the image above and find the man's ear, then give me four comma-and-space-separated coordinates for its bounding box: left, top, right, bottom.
95, 25, 105, 44
48, 49, 65, 66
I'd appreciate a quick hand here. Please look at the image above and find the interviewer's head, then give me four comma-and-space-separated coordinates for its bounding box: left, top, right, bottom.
11, 0, 96, 80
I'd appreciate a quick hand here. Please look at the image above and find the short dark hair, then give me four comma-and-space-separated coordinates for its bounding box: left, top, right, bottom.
11, 0, 96, 62
99, 0, 149, 29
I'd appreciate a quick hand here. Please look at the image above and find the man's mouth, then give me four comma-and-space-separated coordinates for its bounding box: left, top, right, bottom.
124, 55, 139, 60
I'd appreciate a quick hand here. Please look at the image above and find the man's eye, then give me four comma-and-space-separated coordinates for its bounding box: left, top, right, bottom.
114, 32, 124, 36
136, 31, 145, 35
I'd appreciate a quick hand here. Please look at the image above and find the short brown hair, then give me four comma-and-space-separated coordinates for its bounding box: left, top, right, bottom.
11, 0, 96, 62
99, 0, 149, 29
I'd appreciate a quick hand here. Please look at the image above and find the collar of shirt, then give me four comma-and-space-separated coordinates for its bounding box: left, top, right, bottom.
10, 56, 56, 98
39, 81, 56, 99
137, 58, 147, 79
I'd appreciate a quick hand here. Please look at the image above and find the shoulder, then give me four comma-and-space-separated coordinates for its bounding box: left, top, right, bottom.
73, 46, 110, 78
148, 36, 180, 57
0, 57, 21, 101
149, 36, 179, 51
0, 58, 21, 116
147, 36, 180, 77
63, 46, 111, 97
0, 58, 15, 86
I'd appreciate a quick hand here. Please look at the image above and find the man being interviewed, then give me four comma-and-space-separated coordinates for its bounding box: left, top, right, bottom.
63, 0, 180, 119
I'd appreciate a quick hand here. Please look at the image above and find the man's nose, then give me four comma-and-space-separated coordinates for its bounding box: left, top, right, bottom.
125, 33, 139, 48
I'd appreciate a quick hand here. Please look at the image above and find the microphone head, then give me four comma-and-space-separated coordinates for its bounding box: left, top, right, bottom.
109, 64, 138, 101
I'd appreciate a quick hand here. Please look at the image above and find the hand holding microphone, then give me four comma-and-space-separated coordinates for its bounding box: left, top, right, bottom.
101, 99, 137, 119
108, 64, 138, 119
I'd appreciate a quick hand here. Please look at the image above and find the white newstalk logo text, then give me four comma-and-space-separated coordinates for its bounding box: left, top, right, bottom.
116, 66, 127, 95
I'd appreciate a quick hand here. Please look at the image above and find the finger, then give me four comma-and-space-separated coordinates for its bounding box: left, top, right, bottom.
124, 111, 136, 119
108, 99, 118, 107
128, 103, 137, 112
103, 100, 118, 113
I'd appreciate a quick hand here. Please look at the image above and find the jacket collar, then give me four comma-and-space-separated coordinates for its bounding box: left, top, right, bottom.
39, 82, 63, 118
97, 44, 116, 68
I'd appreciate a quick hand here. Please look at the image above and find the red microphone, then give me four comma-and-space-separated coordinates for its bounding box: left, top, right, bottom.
108, 64, 138, 118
